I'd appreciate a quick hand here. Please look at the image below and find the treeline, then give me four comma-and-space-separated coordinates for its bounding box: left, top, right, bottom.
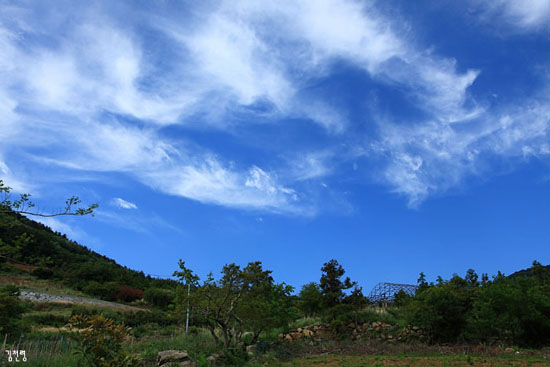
0, 209, 177, 303
396, 262, 550, 346
2, 208, 550, 349
174, 258, 550, 349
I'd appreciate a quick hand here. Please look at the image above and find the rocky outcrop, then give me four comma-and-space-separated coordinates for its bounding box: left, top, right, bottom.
157, 350, 196, 367
278, 321, 426, 344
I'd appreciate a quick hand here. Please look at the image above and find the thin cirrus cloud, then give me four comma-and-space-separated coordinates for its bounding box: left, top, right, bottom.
111, 198, 138, 210
370, 101, 550, 207
0, 0, 548, 213
469, 0, 550, 32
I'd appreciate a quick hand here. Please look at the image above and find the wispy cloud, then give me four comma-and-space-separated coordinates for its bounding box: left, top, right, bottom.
0, 0, 548, 213
370, 100, 550, 207
30, 216, 89, 243
470, 0, 550, 32
111, 198, 138, 210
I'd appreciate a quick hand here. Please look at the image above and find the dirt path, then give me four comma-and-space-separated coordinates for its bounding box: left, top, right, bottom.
19, 290, 147, 312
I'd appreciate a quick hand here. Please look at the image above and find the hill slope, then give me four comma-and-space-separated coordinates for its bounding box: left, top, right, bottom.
0, 209, 177, 299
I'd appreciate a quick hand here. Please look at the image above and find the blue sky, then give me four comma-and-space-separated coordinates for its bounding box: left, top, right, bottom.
1, 0, 549, 293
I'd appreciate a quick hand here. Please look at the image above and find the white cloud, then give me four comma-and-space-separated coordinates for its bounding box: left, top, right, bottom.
144, 162, 301, 213
471, 0, 550, 31
0, 159, 34, 194
371, 101, 550, 207
0, 0, 547, 213
287, 151, 333, 181
111, 198, 138, 210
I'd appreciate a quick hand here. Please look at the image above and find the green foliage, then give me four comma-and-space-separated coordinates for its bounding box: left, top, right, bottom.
0, 208, 178, 298
319, 259, 356, 310
82, 281, 119, 301
393, 290, 412, 307
298, 282, 323, 317
175, 260, 296, 352
468, 275, 550, 346
402, 262, 550, 346
69, 314, 141, 367
143, 287, 175, 309
32, 265, 55, 279
0, 285, 27, 336
405, 278, 470, 342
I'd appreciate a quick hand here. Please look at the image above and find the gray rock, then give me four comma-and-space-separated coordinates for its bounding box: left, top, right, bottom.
246, 344, 257, 356
157, 350, 190, 366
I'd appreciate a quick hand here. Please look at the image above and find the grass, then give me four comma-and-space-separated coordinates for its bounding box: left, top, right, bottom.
270, 354, 550, 367
7, 330, 219, 367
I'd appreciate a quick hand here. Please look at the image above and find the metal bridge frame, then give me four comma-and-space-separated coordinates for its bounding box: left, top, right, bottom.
368, 282, 417, 304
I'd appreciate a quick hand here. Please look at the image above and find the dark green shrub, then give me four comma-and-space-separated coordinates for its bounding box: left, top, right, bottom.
82, 281, 118, 301
32, 266, 55, 279
404, 278, 470, 343
468, 276, 550, 346
144, 287, 175, 309
0, 285, 27, 336
298, 282, 323, 317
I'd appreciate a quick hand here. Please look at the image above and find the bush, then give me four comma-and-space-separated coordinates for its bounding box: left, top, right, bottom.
404, 279, 470, 343
468, 276, 550, 346
69, 314, 141, 367
144, 287, 174, 309
0, 285, 27, 336
82, 281, 118, 301
32, 266, 55, 279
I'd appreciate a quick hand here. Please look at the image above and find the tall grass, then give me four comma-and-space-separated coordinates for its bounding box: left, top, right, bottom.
1, 332, 78, 367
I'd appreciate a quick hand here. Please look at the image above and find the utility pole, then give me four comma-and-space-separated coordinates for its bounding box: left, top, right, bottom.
185, 282, 190, 335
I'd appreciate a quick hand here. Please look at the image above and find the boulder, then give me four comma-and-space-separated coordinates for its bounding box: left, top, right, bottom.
206, 353, 225, 366
246, 344, 257, 356
157, 350, 192, 367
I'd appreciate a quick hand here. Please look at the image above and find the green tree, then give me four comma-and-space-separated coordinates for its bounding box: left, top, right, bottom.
405, 275, 471, 343
298, 282, 324, 317
465, 269, 480, 288
319, 259, 356, 309
469, 272, 550, 346
144, 287, 175, 309
416, 272, 429, 293
175, 260, 295, 351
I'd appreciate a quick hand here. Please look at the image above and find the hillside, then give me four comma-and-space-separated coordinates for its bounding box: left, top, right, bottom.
509, 264, 550, 279
0, 208, 177, 300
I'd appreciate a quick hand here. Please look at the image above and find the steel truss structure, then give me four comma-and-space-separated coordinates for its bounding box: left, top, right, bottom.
368, 282, 418, 304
